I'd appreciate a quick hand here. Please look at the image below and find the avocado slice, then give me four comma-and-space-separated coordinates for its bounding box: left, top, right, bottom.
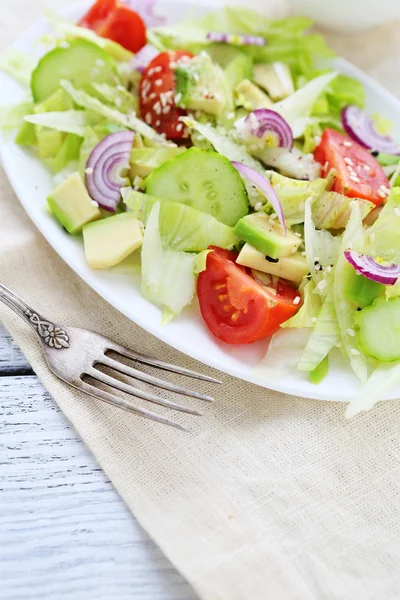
47, 172, 101, 234
234, 213, 301, 259
342, 261, 384, 308
237, 243, 309, 284
83, 212, 143, 269
175, 54, 226, 116
234, 79, 273, 111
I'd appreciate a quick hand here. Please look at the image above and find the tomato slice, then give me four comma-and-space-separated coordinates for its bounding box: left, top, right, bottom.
139, 51, 193, 140
197, 247, 301, 345
314, 129, 390, 207
78, 0, 146, 54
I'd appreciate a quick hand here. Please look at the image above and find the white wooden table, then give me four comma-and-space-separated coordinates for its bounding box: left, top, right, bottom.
0, 322, 197, 600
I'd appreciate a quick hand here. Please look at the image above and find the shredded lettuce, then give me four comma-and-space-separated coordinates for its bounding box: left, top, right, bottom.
0, 48, 36, 86
90, 82, 138, 114
0, 100, 33, 132
24, 111, 90, 136
141, 202, 201, 323
297, 282, 339, 372
334, 202, 368, 383
270, 172, 328, 225
54, 23, 134, 62
363, 188, 400, 262
122, 188, 239, 251
257, 146, 321, 180
281, 279, 321, 328
254, 328, 312, 384
304, 197, 341, 288
346, 361, 400, 418
271, 72, 338, 137
312, 191, 374, 230
60, 80, 168, 143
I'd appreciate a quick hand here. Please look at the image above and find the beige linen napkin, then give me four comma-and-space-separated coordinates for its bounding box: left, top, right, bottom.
2, 2, 400, 599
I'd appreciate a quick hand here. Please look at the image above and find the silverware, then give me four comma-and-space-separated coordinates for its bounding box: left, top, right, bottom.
0, 283, 220, 431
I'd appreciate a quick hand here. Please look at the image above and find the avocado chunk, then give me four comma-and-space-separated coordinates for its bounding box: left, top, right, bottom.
253, 63, 294, 101
234, 79, 273, 111
174, 54, 226, 116
130, 147, 186, 179
234, 213, 301, 259
83, 212, 143, 269
237, 243, 309, 284
47, 172, 101, 234
342, 261, 384, 308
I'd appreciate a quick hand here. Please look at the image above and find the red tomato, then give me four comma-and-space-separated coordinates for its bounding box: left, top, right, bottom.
139, 51, 193, 140
197, 247, 301, 345
314, 129, 390, 207
78, 0, 146, 54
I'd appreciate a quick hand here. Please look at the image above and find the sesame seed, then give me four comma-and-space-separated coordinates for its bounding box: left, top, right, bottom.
85, 167, 94, 175
91, 200, 99, 207
323, 161, 329, 171
314, 256, 320, 261
117, 85, 125, 92
155, 120, 161, 127
301, 251, 306, 257
153, 65, 162, 73
149, 92, 157, 100
351, 348, 361, 356
343, 140, 352, 147
324, 265, 332, 274
344, 157, 354, 166
316, 279, 327, 292
348, 328, 355, 337
176, 123, 184, 132
59, 41, 70, 49
147, 68, 155, 76
291, 246, 297, 254
293, 296, 301, 305
95, 58, 105, 67
363, 164, 371, 171
153, 101, 162, 114
312, 317, 318, 323
163, 105, 171, 114
175, 92, 182, 104
378, 190, 387, 199
294, 232, 302, 238
349, 174, 360, 183
145, 112, 152, 124
155, 79, 163, 87
270, 213, 277, 219
254, 202, 263, 211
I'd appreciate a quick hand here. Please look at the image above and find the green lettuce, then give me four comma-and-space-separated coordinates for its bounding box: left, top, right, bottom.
254, 328, 312, 385
363, 188, 400, 262
346, 361, 400, 418
0, 48, 36, 86
24, 110, 91, 136
281, 279, 321, 328
312, 192, 374, 230
269, 172, 329, 225
141, 202, 202, 323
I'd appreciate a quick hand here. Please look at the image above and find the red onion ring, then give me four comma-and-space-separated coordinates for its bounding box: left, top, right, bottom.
231, 161, 287, 235
86, 131, 135, 212
245, 109, 293, 150
344, 249, 400, 285
130, 44, 159, 74
342, 105, 400, 155
206, 32, 266, 47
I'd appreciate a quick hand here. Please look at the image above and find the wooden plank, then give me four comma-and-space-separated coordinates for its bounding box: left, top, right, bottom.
0, 375, 197, 600
0, 322, 32, 375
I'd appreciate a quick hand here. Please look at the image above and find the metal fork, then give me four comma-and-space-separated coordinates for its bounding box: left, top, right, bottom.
0, 283, 220, 431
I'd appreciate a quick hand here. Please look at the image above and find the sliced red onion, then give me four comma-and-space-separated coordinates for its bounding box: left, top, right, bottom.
342, 105, 400, 155
245, 109, 293, 150
231, 161, 286, 235
86, 131, 134, 212
124, 0, 166, 27
130, 44, 159, 73
206, 32, 266, 47
344, 249, 400, 285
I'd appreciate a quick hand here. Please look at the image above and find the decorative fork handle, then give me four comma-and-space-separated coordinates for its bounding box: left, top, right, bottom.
0, 283, 70, 349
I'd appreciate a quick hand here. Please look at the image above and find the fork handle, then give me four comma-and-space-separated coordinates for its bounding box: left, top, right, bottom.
0, 283, 70, 349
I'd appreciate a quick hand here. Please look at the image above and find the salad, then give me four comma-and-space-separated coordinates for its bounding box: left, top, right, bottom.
2, 0, 400, 416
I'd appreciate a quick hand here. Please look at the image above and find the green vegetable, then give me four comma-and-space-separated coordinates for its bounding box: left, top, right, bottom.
234, 213, 301, 258
146, 148, 249, 227
334, 202, 368, 383
346, 360, 400, 418
281, 279, 321, 328
32, 88, 74, 161
122, 189, 239, 252
309, 355, 329, 384
237, 244, 309, 284
363, 188, 400, 262
141, 202, 202, 323
0, 48, 36, 86
254, 328, 312, 385
31, 40, 118, 102
234, 79, 272, 111
355, 297, 400, 362
312, 191, 374, 230
90, 82, 138, 114
130, 147, 186, 179
24, 110, 91, 136
253, 62, 294, 101
51, 133, 83, 174
175, 54, 226, 116
54, 22, 133, 62
342, 265, 384, 309
270, 171, 329, 225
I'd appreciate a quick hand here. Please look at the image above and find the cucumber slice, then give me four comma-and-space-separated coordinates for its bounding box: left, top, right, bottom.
145, 148, 249, 227
355, 297, 400, 361
31, 40, 117, 102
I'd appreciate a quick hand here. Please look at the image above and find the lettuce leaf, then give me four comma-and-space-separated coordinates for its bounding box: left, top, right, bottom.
346, 361, 400, 418
0, 48, 36, 86
253, 328, 312, 384
270, 171, 328, 225
24, 110, 90, 136
363, 187, 400, 262
281, 279, 321, 328
297, 280, 340, 372
0, 100, 33, 132
141, 202, 200, 322
312, 191, 374, 230
334, 202, 368, 383
122, 188, 239, 251
90, 82, 138, 114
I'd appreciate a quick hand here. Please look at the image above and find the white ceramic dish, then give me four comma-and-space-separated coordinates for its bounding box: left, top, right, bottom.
2, 0, 400, 402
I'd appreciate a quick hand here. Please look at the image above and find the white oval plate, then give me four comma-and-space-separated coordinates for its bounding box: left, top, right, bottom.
2, 0, 400, 402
